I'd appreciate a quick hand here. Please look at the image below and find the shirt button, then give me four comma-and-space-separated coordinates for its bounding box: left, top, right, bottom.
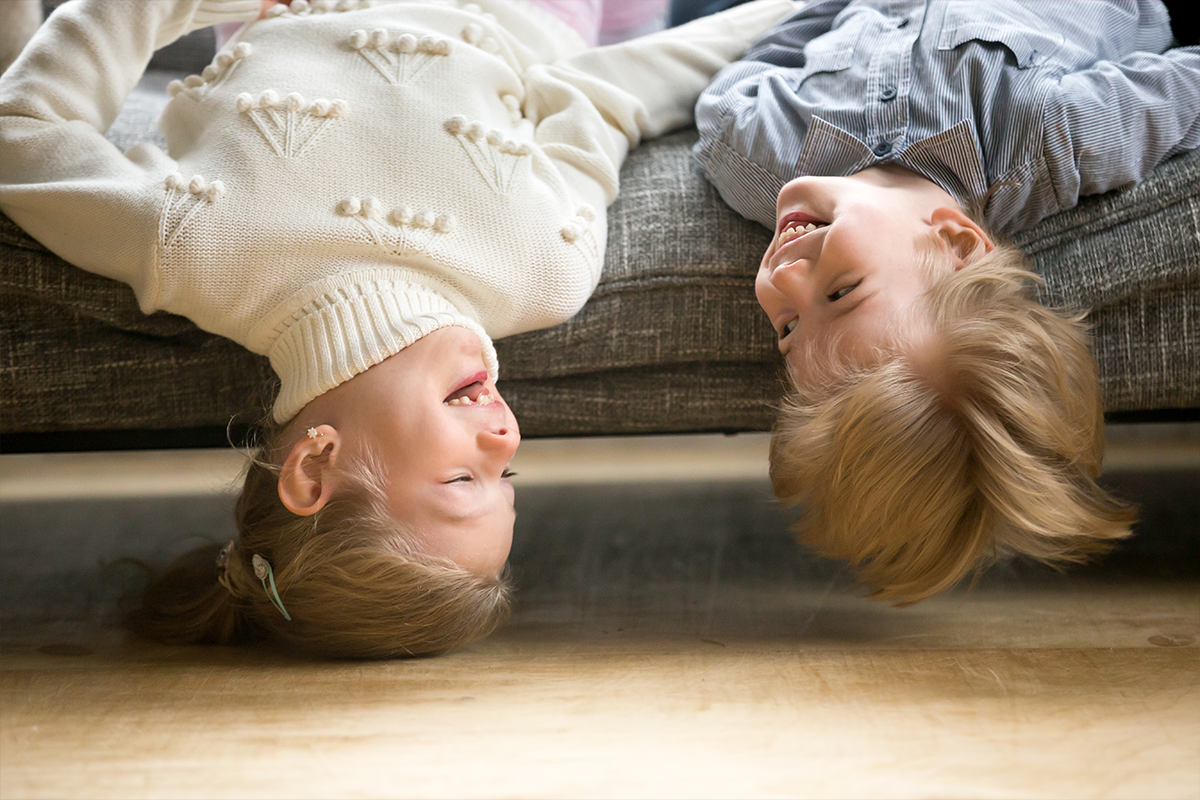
872, 141, 892, 157
880, 86, 897, 101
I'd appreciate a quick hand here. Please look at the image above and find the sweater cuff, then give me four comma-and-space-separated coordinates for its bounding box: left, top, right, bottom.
190, 0, 262, 33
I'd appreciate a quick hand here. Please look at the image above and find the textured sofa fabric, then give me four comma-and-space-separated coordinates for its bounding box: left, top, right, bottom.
2, 42, 1198, 443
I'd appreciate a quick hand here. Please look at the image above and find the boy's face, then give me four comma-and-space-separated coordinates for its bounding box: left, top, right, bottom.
332, 326, 519, 577
756, 171, 956, 383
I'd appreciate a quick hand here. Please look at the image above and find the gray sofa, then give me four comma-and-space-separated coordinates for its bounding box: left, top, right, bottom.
2, 25, 1198, 451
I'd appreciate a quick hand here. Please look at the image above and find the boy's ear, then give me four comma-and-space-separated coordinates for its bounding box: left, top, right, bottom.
278, 424, 340, 516
931, 207, 994, 268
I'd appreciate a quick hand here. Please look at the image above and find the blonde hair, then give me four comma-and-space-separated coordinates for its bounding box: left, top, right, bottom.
127, 428, 512, 658
770, 231, 1135, 605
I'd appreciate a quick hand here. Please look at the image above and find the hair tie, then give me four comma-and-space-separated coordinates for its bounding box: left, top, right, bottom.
252, 554, 292, 621
215, 538, 236, 595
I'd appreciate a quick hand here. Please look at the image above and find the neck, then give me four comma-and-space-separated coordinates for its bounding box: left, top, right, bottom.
851, 164, 961, 209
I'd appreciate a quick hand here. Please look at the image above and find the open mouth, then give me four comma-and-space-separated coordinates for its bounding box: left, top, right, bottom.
777, 213, 829, 245
443, 372, 495, 407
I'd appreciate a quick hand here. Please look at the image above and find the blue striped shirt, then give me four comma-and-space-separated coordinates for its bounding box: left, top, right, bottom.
694, 0, 1200, 233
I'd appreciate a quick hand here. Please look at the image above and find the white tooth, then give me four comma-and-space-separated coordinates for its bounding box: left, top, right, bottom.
804, 223, 816, 231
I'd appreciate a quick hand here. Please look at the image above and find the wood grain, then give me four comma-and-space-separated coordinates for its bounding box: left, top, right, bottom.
2, 449, 1198, 799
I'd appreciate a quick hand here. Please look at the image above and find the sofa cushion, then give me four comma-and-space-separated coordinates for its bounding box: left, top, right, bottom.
2, 67, 1197, 440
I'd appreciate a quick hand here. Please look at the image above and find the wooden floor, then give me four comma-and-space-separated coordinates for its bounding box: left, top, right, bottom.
1, 429, 1198, 799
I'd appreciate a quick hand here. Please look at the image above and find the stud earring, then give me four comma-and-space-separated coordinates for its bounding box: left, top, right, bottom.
306, 427, 320, 439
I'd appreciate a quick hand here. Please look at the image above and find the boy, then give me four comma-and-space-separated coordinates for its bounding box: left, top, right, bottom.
693, 0, 1200, 603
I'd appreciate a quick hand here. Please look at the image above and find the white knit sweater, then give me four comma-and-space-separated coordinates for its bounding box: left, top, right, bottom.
0, 0, 793, 421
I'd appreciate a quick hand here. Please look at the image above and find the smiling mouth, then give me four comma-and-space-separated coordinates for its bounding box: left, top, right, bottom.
777, 217, 829, 245
444, 373, 495, 407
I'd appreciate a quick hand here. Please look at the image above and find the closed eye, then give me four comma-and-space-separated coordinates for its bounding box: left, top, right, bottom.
448, 469, 517, 483
829, 281, 861, 301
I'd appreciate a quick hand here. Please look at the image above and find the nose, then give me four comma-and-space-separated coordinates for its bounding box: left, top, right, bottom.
762, 259, 816, 311
478, 421, 520, 461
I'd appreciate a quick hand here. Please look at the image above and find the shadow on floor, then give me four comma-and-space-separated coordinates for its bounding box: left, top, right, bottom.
1, 468, 1196, 649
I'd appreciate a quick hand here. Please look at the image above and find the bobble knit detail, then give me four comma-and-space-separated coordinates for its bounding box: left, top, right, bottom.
339, 196, 456, 259
561, 204, 600, 264
461, 23, 501, 56
237, 91, 348, 158
270, 0, 372, 17
444, 115, 531, 195
501, 93, 523, 123
168, 42, 252, 99
349, 29, 450, 85
159, 173, 225, 249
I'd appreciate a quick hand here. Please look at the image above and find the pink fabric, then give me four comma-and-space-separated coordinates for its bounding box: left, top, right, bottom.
526, 0, 603, 46
214, 1, 669, 52
599, 0, 669, 30
525, 0, 669, 47
213, 20, 241, 50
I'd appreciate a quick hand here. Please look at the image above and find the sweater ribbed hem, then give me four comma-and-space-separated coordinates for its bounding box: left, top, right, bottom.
268, 277, 499, 423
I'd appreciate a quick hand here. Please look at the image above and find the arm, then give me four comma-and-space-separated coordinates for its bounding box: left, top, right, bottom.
552, 0, 800, 139
691, 0, 852, 228
1044, 46, 1200, 207
740, 0, 850, 67
521, 0, 797, 208
0, 0, 259, 302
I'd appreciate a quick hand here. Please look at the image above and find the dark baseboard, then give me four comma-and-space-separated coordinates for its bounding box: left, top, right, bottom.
2, 409, 1197, 453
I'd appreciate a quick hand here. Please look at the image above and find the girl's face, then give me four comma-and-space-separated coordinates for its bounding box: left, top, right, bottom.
320, 326, 519, 577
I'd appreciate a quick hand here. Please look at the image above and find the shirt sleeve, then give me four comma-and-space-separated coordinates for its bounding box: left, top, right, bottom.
739, 0, 851, 66
1042, 45, 1200, 211
0, 0, 259, 307
692, 0, 853, 229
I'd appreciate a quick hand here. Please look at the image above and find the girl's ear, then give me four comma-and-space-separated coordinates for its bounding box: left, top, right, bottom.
931, 207, 994, 268
278, 424, 340, 516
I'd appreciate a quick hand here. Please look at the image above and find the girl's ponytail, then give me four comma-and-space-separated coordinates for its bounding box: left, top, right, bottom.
128, 441, 513, 658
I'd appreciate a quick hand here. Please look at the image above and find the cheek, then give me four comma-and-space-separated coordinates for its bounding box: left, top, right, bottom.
754, 270, 775, 314
830, 210, 913, 270
448, 518, 515, 578
784, 353, 808, 389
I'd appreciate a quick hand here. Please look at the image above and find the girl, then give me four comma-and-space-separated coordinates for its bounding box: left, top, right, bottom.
0, 0, 794, 657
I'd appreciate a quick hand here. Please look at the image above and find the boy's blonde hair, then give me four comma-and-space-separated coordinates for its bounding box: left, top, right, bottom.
769, 232, 1135, 604
128, 430, 512, 658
